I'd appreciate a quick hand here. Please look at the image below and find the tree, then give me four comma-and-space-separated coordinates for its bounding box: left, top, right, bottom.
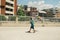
17, 5, 25, 16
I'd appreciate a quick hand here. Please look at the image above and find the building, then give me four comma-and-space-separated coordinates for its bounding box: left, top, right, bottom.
23, 5, 28, 11
54, 7, 60, 17
27, 7, 38, 16
0, 0, 17, 15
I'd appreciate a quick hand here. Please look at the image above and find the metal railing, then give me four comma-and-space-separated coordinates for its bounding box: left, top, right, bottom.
0, 15, 60, 27
0, 15, 60, 22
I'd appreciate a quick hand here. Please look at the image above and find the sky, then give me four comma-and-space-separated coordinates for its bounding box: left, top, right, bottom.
17, 0, 60, 5
17, 0, 60, 10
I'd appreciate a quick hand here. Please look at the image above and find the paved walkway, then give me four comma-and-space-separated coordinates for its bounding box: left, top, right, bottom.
0, 27, 60, 40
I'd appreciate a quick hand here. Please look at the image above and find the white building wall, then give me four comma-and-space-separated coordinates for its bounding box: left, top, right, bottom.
6, 5, 14, 9
27, 7, 30, 11
5, 0, 14, 15
6, 0, 14, 4
6, 11, 14, 14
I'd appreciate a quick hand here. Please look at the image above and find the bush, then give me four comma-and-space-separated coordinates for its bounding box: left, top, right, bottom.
8, 16, 16, 21
18, 16, 30, 21
0, 15, 7, 21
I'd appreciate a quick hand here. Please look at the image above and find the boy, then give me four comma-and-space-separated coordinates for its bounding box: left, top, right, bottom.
27, 17, 35, 33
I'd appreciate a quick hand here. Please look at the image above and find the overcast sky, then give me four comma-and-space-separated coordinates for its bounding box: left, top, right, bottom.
17, 0, 60, 10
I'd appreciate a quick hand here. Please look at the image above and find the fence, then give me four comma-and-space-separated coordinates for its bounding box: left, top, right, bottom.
0, 15, 60, 27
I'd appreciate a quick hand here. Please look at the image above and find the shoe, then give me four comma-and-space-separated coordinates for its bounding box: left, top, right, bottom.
26, 31, 31, 33
33, 30, 35, 33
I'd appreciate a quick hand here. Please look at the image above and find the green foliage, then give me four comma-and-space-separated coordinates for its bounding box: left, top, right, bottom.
8, 16, 16, 21
0, 15, 6, 21
17, 5, 25, 16
18, 16, 30, 21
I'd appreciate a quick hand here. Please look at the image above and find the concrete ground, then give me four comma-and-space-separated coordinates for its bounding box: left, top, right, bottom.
0, 27, 60, 40
0, 21, 60, 27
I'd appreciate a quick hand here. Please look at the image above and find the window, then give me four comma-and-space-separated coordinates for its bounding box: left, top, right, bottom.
10, 0, 14, 1
56, 12, 59, 13
6, 8, 13, 11
5, 13, 13, 15
6, 2, 13, 7
6, 8, 9, 11
11, 4, 13, 7
10, 9, 13, 11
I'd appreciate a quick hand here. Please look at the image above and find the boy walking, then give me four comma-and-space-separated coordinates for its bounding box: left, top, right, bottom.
27, 17, 35, 33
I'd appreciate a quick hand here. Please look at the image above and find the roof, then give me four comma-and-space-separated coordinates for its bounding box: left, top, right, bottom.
39, 11, 46, 13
